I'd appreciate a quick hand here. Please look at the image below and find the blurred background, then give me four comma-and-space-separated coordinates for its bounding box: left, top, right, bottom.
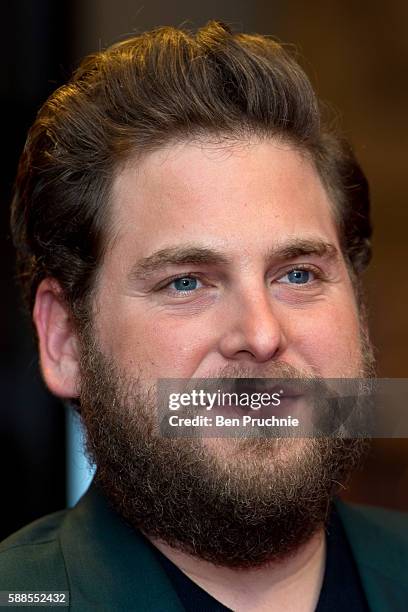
1, 0, 407, 541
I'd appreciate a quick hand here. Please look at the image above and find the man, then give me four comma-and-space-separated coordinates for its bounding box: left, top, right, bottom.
1, 20, 407, 611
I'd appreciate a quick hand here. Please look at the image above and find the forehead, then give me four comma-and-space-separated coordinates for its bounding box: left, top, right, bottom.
107, 138, 340, 265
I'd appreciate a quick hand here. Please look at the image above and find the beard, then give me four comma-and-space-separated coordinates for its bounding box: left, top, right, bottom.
76, 322, 375, 569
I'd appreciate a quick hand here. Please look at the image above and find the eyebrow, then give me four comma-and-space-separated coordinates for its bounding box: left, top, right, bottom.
128, 239, 340, 282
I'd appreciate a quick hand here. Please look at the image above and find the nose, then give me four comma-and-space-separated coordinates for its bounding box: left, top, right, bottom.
218, 288, 287, 363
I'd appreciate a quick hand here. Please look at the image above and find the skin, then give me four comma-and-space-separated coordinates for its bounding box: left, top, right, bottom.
97, 139, 362, 380
34, 137, 364, 611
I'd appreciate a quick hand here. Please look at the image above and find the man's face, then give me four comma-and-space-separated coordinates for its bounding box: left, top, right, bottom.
76, 137, 370, 567
94, 138, 363, 381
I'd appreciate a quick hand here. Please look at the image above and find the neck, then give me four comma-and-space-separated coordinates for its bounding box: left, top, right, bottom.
148, 527, 326, 612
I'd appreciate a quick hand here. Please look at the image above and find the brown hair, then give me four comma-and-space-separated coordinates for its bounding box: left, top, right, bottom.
10, 20, 371, 327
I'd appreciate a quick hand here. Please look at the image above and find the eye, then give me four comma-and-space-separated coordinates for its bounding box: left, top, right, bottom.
278, 268, 315, 285
168, 276, 203, 292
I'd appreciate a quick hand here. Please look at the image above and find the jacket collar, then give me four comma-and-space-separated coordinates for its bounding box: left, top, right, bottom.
61, 485, 408, 611
60, 484, 184, 611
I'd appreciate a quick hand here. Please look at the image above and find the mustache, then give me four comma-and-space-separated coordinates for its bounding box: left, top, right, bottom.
199, 360, 315, 381
174, 361, 319, 398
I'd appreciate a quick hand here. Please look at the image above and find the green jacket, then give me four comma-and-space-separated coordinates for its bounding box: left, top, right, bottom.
0, 486, 407, 611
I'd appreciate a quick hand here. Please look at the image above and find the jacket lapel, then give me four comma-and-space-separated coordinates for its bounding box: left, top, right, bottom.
60, 485, 184, 611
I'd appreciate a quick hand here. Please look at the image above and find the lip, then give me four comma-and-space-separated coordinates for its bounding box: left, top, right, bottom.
232, 379, 307, 397
175, 378, 312, 411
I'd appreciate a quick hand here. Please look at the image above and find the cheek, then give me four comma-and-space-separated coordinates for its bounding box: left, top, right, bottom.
289, 300, 362, 376
99, 306, 215, 378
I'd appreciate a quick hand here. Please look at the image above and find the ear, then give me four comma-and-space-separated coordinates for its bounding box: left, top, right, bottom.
33, 278, 81, 399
